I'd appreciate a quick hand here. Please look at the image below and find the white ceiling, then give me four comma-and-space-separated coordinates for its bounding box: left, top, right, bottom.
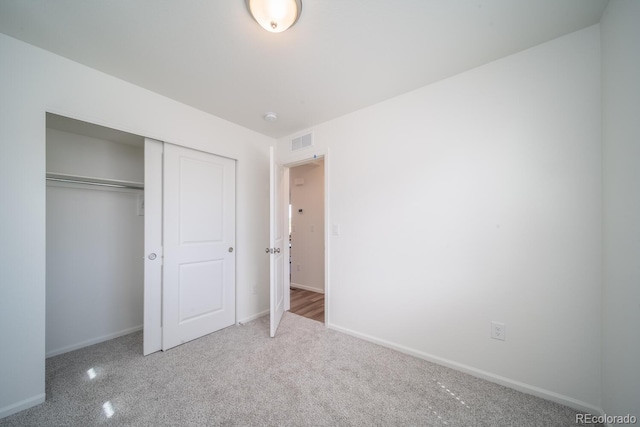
0, 0, 608, 138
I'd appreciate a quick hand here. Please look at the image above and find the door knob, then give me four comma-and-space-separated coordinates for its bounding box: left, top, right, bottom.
228, 247, 234, 253
275, 248, 281, 253
265, 248, 271, 253
148, 253, 157, 260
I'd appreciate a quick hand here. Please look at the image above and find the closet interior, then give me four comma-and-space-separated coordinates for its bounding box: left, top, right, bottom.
46, 113, 145, 357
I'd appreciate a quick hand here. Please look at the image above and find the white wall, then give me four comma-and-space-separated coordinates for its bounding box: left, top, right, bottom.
278, 26, 602, 410
290, 161, 325, 293
0, 33, 271, 418
46, 128, 144, 357
601, 0, 640, 420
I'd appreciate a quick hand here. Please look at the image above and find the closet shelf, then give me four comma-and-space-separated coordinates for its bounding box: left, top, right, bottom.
46, 173, 144, 190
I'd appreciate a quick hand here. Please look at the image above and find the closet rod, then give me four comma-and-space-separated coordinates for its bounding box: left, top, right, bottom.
46, 173, 144, 190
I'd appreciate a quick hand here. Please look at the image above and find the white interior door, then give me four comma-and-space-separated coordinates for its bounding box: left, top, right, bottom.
269, 147, 286, 337
143, 138, 163, 355
162, 143, 236, 351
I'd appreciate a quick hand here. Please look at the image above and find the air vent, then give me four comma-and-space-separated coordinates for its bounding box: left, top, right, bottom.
291, 133, 313, 151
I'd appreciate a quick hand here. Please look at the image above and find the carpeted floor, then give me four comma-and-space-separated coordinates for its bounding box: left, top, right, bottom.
0, 313, 596, 426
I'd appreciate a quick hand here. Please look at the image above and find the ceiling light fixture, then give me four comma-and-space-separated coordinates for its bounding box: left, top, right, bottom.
246, 0, 302, 33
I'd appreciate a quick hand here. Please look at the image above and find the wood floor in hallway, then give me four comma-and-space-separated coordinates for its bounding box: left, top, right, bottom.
289, 287, 324, 323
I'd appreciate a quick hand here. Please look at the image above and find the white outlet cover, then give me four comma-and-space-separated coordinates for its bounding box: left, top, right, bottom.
491, 321, 506, 341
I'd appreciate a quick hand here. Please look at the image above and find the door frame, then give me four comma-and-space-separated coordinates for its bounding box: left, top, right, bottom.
282, 149, 330, 327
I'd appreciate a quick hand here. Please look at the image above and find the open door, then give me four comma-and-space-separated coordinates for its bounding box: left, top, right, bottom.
162, 143, 236, 350
269, 147, 286, 337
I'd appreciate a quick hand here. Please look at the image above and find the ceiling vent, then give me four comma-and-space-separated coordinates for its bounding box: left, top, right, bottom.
291, 133, 313, 151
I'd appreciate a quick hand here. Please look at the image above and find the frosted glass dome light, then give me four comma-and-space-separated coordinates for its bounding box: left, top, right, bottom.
246, 0, 302, 33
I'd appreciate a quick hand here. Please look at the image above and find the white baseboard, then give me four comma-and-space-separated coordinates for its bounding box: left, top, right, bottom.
46, 325, 143, 358
327, 322, 602, 415
237, 309, 269, 325
0, 393, 45, 420
290, 282, 324, 294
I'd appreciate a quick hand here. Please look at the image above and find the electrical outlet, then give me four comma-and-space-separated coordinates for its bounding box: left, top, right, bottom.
491, 321, 506, 341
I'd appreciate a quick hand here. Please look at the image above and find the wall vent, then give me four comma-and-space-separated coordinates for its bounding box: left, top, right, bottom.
291, 133, 313, 151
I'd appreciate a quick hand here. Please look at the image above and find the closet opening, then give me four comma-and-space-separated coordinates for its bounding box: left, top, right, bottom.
45, 113, 145, 358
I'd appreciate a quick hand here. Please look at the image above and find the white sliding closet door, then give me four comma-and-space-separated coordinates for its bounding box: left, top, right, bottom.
143, 138, 163, 355
162, 143, 236, 351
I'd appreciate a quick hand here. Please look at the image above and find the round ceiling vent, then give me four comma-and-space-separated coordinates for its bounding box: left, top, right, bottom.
263, 112, 278, 122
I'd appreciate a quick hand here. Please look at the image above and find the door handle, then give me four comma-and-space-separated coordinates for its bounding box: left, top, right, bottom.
265, 248, 280, 254
275, 248, 281, 253
148, 253, 157, 260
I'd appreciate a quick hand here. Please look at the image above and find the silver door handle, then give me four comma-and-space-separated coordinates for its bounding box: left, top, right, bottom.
148, 253, 157, 260
266, 248, 271, 254
228, 247, 234, 253
275, 248, 281, 253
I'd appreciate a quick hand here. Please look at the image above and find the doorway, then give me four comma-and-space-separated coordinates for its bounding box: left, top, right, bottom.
45, 113, 145, 358
287, 158, 325, 323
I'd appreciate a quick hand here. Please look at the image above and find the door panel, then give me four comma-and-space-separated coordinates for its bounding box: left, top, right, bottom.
179, 260, 224, 320
162, 143, 235, 350
179, 157, 224, 243
270, 147, 285, 337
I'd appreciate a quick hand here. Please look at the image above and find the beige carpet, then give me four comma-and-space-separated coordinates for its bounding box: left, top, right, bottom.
0, 312, 596, 426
